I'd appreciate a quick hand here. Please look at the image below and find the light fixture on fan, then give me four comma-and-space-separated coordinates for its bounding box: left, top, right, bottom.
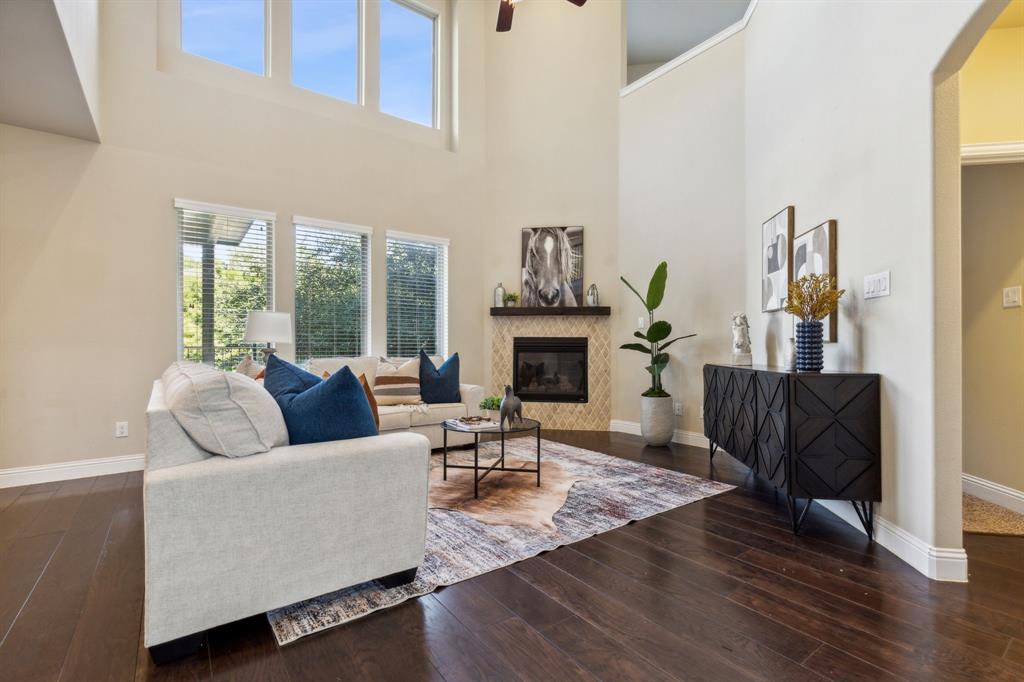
496, 0, 587, 33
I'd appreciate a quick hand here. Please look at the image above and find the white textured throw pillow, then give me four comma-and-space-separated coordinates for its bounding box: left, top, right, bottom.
305, 356, 379, 386
235, 354, 264, 379
161, 361, 288, 457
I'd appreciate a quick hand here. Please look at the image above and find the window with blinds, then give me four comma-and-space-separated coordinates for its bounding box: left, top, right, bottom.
294, 218, 371, 360
176, 200, 274, 370
386, 232, 448, 358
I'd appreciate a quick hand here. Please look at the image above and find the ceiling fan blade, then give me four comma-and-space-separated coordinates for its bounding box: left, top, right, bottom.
566, 0, 587, 6
496, 0, 514, 32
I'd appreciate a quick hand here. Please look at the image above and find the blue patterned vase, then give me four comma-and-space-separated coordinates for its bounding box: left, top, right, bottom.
795, 320, 824, 372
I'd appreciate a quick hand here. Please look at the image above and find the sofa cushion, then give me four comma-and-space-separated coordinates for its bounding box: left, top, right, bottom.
234, 354, 264, 379
264, 355, 378, 445
374, 357, 422, 406
161, 361, 288, 457
419, 351, 461, 404
410, 402, 467, 427
377, 405, 413, 431
306, 356, 379, 387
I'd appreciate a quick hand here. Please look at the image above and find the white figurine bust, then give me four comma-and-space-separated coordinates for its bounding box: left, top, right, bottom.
731, 312, 753, 365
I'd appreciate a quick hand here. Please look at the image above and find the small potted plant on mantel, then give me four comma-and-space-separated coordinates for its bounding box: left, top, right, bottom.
620, 262, 696, 446
502, 292, 519, 308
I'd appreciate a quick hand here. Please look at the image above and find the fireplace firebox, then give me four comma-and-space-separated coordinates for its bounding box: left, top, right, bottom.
512, 337, 588, 403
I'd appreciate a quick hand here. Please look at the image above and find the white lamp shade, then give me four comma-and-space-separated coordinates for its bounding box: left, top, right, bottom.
244, 311, 293, 344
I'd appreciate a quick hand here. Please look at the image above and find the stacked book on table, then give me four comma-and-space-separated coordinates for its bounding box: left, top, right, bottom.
445, 417, 500, 431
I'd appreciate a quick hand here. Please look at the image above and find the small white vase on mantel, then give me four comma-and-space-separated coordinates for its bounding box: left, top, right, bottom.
640, 395, 674, 446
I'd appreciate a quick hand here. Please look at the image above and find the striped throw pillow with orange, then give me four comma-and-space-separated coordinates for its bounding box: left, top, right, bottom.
373, 357, 422, 405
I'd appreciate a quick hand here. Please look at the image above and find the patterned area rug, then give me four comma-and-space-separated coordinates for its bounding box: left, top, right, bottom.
267, 438, 733, 645
963, 494, 1024, 536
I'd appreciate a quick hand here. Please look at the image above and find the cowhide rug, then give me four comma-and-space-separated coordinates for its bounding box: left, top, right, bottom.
429, 449, 586, 531
267, 438, 733, 645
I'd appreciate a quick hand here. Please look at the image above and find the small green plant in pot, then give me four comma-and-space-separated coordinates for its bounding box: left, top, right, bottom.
502, 292, 519, 307
479, 395, 502, 419
620, 262, 696, 446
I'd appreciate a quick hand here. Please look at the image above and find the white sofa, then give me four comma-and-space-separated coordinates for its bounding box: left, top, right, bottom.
301, 355, 485, 449
377, 385, 485, 448
144, 380, 431, 662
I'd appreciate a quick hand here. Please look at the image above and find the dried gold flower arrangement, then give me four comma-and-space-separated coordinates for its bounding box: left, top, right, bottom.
785, 274, 845, 322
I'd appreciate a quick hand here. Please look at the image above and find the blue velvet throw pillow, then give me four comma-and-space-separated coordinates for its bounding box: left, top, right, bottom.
263, 355, 378, 445
419, 351, 461, 404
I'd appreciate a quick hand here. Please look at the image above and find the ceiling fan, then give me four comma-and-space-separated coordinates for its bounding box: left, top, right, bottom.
496, 0, 587, 33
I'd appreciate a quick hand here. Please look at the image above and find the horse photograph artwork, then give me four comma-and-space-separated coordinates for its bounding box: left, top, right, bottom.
520, 226, 584, 307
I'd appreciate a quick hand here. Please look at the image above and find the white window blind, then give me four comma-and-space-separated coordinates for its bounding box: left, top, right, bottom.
294, 218, 371, 360
176, 200, 275, 369
386, 231, 448, 358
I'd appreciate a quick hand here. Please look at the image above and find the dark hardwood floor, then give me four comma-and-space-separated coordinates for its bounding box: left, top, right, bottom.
2, 431, 1023, 681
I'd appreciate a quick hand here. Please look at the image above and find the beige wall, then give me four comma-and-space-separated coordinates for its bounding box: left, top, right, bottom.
616, 35, 746, 432
0, 0, 489, 470
481, 0, 622, 394
960, 26, 1024, 144
962, 163, 1024, 492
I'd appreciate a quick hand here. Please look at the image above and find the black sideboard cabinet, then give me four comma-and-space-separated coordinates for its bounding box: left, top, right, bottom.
703, 364, 881, 539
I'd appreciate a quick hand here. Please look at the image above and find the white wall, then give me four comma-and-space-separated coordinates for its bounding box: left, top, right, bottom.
743, 0, 988, 550
0, 0, 489, 471
482, 0, 622, 391
53, 0, 100, 134
616, 0, 1002, 570
617, 34, 746, 431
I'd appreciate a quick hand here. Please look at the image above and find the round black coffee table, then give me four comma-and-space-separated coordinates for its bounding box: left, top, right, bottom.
440, 418, 541, 499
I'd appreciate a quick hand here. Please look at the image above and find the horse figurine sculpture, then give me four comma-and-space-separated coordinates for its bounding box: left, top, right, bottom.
499, 385, 523, 430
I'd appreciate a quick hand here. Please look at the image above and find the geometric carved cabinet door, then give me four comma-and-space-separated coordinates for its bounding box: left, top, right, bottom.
722, 368, 757, 469
788, 375, 881, 501
755, 371, 789, 490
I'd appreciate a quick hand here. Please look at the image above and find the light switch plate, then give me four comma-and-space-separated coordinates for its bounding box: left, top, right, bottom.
864, 271, 891, 299
1004, 286, 1022, 308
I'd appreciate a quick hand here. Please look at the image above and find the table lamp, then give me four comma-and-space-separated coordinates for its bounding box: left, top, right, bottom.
244, 311, 292, 359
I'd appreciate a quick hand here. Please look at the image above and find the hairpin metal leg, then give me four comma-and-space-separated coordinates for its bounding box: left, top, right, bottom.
709, 441, 718, 462
536, 426, 541, 487
473, 434, 479, 499
443, 428, 448, 481
786, 496, 813, 535
851, 500, 875, 542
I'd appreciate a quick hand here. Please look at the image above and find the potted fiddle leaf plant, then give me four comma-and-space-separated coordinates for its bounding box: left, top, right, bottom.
620, 262, 696, 446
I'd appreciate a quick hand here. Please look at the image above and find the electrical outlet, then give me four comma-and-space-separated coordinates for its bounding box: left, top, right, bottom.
864, 271, 891, 299
1004, 286, 1022, 308
672, 401, 683, 416
114, 421, 128, 438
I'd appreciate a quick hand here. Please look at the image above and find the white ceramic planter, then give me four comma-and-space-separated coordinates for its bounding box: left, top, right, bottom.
640, 396, 674, 446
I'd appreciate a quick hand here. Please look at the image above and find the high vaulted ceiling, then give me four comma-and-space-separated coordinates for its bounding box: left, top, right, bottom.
626, 0, 750, 66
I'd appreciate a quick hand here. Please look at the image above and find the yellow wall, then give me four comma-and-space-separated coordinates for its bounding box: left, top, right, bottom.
960, 25, 1024, 144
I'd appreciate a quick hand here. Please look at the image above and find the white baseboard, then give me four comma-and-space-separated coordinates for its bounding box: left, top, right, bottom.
608, 419, 710, 449
0, 454, 145, 489
962, 473, 1024, 515
607, 420, 968, 582
816, 500, 968, 582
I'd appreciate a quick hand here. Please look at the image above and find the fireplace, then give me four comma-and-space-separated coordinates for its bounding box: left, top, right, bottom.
513, 337, 588, 403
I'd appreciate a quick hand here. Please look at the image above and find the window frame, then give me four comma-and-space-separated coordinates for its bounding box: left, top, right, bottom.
384, 229, 449, 359
158, 0, 449, 142
174, 197, 277, 368
292, 215, 373, 361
